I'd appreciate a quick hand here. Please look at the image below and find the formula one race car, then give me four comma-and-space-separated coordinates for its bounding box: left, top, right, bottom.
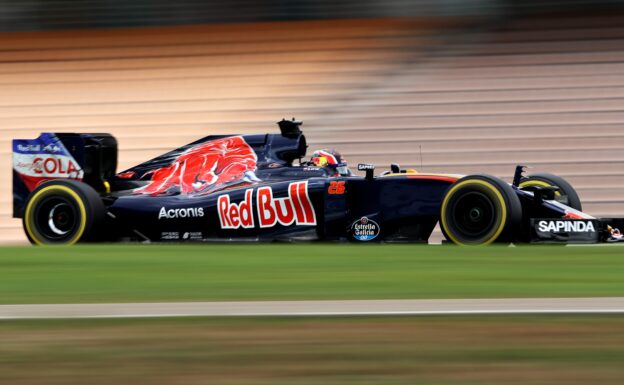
12, 119, 624, 245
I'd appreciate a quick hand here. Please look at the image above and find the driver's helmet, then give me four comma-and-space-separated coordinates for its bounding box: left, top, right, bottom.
310, 149, 350, 176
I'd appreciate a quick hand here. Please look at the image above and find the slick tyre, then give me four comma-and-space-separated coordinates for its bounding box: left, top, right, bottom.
440, 175, 522, 245
23, 180, 105, 245
519, 173, 582, 211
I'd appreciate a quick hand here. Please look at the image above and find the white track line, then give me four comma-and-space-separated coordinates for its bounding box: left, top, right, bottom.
2, 298, 624, 319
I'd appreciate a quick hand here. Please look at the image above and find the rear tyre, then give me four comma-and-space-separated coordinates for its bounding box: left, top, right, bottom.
22, 180, 105, 245
440, 174, 522, 245
519, 173, 582, 211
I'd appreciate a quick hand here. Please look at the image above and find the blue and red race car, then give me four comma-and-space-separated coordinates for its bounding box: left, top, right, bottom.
12, 119, 624, 245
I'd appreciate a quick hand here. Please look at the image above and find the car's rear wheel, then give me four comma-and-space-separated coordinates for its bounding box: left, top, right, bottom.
440, 174, 522, 245
519, 172, 582, 211
23, 180, 105, 245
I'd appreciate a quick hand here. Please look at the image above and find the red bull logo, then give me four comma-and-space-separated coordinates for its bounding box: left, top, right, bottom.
134, 136, 258, 196
218, 181, 316, 229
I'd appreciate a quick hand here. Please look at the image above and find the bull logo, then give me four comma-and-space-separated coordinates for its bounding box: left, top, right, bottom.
134, 136, 260, 196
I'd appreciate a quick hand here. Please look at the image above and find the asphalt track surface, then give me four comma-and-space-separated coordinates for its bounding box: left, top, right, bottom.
2, 298, 624, 319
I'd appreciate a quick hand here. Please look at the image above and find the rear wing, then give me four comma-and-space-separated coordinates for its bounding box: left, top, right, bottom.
12, 133, 117, 218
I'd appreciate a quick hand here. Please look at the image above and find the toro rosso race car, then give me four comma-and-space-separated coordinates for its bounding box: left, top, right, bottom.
12, 119, 624, 245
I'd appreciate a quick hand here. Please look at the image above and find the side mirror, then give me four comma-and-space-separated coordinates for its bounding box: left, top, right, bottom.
523, 185, 560, 203
358, 164, 375, 181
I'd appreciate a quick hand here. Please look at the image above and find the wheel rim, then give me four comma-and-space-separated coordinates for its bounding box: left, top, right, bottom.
33, 196, 80, 242
451, 191, 497, 238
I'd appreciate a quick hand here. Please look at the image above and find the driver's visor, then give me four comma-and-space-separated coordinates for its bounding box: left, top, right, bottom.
336, 163, 350, 176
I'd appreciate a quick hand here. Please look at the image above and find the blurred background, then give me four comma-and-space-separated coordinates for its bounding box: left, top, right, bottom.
3, 0, 624, 243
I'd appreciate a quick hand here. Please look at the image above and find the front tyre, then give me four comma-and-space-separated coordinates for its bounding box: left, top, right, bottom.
440, 174, 522, 245
22, 180, 105, 245
519, 173, 582, 211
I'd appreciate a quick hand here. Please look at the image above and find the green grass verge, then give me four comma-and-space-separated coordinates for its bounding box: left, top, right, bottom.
0, 244, 623, 304
2, 315, 624, 384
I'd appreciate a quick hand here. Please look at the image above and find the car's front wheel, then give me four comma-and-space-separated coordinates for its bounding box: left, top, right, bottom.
22, 180, 105, 245
519, 172, 582, 211
440, 174, 522, 245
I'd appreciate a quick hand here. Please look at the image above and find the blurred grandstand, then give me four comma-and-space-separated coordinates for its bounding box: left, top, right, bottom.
2, 1, 624, 243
